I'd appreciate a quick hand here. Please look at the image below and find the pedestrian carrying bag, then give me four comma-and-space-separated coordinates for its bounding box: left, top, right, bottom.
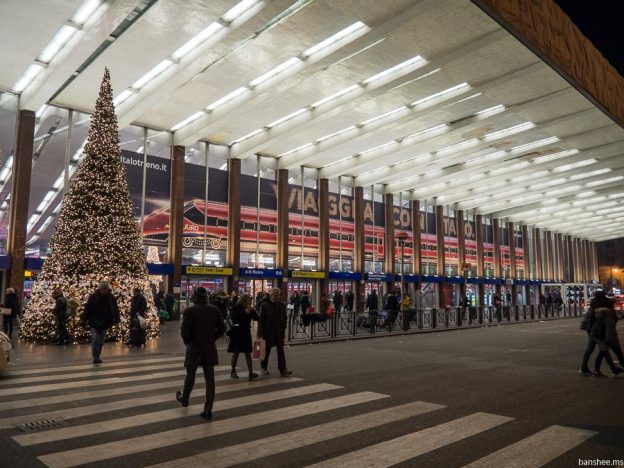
580, 311, 592, 331
252, 339, 266, 360
0, 308, 11, 316
137, 315, 148, 330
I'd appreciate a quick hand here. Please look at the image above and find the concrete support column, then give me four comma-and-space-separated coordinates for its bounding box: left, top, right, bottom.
354, 187, 365, 314
226, 158, 241, 293
435, 205, 445, 307
411, 199, 421, 276
565, 235, 574, 282
7, 110, 35, 294
508, 221, 517, 305
534, 228, 543, 280
521, 224, 532, 305
545, 230, 553, 281
592, 241, 599, 281
384, 193, 395, 294
167, 145, 185, 299
318, 178, 329, 294
493, 218, 502, 297
476, 214, 485, 307
559, 234, 566, 281
276, 169, 289, 301
457, 210, 466, 298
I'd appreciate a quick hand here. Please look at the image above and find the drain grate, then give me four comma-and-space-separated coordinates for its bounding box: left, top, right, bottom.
16, 417, 67, 432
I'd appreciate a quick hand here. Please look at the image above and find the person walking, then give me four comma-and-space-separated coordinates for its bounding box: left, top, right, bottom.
345, 289, 354, 312
176, 287, 225, 420
300, 290, 311, 315
333, 290, 343, 314
165, 292, 175, 320
227, 293, 259, 381
84, 282, 120, 364
290, 291, 300, 316
585, 291, 624, 377
366, 289, 379, 332
2, 288, 20, 339
52, 289, 70, 345
129, 287, 147, 321
258, 288, 292, 377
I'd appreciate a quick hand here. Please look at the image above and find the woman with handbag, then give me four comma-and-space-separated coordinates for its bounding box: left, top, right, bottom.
2, 288, 20, 339
227, 294, 259, 381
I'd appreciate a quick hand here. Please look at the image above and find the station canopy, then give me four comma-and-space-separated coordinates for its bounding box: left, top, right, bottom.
2, 0, 624, 242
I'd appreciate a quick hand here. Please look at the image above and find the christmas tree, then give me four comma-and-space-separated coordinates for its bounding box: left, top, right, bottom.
20, 68, 160, 343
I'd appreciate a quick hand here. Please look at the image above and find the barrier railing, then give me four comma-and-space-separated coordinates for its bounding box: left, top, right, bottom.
286, 304, 583, 344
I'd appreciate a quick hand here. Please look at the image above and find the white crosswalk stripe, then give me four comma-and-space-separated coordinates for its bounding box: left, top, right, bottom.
0, 361, 185, 385
148, 400, 447, 468
462, 425, 597, 468
306, 412, 514, 468
0, 375, 302, 429
0, 356, 599, 468
16, 383, 343, 446
3, 355, 184, 376
37, 391, 387, 468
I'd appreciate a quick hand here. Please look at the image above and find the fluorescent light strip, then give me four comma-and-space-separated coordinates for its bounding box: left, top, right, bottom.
249, 57, 302, 88
360, 106, 408, 126
113, 89, 134, 106
532, 149, 579, 164
545, 185, 581, 196
552, 159, 597, 172
171, 111, 208, 132
474, 104, 505, 118
38, 25, 77, 63
569, 168, 611, 180
436, 138, 479, 157
362, 56, 425, 85
316, 125, 356, 143
303, 21, 368, 58
230, 128, 264, 145
12, 63, 45, 93
483, 122, 535, 141
132, 59, 174, 90
411, 83, 470, 106
510, 136, 560, 154
464, 150, 506, 166
266, 108, 308, 128
585, 176, 624, 188
311, 84, 360, 108
222, 0, 261, 23
172, 22, 225, 60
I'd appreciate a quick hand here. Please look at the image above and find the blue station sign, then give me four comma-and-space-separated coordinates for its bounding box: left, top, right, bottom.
240, 268, 283, 278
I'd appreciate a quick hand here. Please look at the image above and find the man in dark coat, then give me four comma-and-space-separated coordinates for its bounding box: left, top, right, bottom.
129, 287, 147, 320
84, 281, 120, 364
52, 289, 69, 345
258, 288, 292, 377
176, 287, 225, 420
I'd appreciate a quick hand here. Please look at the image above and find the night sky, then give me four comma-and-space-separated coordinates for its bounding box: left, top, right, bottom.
554, 0, 624, 77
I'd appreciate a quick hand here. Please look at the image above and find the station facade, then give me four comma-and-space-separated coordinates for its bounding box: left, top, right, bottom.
0, 97, 599, 311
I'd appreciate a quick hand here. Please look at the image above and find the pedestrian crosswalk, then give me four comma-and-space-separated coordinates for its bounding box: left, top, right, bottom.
0, 355, 597, 468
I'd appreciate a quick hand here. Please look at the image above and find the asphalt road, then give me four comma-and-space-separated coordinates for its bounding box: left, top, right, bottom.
1, 318, 622, 467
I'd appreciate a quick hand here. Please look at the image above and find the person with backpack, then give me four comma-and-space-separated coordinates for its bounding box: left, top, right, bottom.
52, 289, 70, 345
580, 290, 623, 377
84, 282, 120, 364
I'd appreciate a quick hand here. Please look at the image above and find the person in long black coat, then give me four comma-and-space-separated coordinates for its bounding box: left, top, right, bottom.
176, 287, 225, 420
258, 288, 292, 377
2, 287, 20, 339
227, 293, 259, 381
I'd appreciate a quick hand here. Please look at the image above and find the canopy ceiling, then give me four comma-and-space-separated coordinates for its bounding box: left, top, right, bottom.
2, 0, 623, 241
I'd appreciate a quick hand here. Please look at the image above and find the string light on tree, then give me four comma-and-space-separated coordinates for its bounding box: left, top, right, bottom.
20, 68, 160, 343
